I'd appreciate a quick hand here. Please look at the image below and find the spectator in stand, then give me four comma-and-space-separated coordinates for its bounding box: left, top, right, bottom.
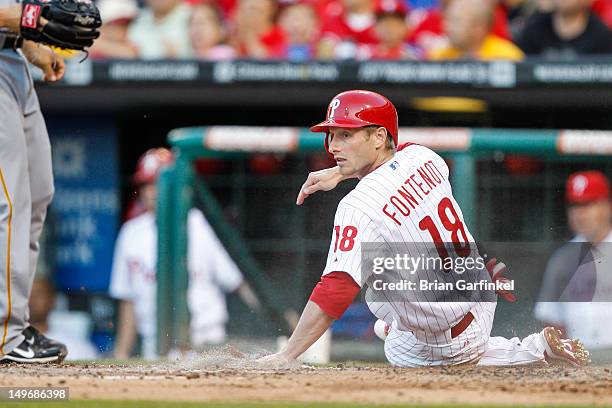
516, 0, 612, 58
90, 0, 139, 59
216, 0, 239, 17
428, 0, 524, 60
278, 1, 320, 61
129, 0, 193, 59
90, 0, 138, 59
231, 0, 286, 59
358, 0, 420, 59
409, 0, 511, 52
501, 0, 538, 40
318, 0, 378, 59
592, 0, 612, 28
537, 0, 555, 11
189, 1, 236, 60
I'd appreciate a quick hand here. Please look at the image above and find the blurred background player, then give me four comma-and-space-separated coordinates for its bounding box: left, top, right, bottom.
428, 0, 524, 60
534, 170, 612, 362
28, 278, 99, 361
110, 148, 260, 359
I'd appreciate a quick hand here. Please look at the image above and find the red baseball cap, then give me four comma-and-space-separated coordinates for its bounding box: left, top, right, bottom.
566, 171, 610, 204
375, 0, 408, 17
132, 148, 174, 185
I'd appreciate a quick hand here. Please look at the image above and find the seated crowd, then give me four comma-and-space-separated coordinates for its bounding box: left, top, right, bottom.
90, 0, 612, 60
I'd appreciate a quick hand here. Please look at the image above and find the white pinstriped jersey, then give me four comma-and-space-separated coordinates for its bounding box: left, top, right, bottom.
109, 209, 244, 359
322, 144, 482, 336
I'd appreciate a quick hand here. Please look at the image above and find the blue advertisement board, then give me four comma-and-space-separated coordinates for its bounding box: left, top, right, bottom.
47, 116, 119, 293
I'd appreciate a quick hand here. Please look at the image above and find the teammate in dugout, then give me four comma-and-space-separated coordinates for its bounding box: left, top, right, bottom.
0, 0, 99, 364
110, 148, 261, 360
259, 90, 590, 368
535, 171, 612, 361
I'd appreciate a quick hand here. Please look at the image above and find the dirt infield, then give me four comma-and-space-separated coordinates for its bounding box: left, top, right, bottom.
2, 348, 612, 407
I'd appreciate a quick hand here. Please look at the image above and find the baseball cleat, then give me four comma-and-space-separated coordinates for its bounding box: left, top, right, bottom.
23, 326, 68, 361
542, 327, 590, 367
0, 326, 68, 364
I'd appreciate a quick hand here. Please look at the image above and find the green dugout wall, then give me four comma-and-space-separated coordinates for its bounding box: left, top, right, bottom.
156, 127, 612, 355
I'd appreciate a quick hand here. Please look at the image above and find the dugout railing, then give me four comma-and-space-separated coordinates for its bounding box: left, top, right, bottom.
156, 127, 612, 355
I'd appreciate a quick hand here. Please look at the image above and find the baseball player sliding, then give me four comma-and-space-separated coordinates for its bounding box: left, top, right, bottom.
0, 0, 99, 363
259, 90, 590, 368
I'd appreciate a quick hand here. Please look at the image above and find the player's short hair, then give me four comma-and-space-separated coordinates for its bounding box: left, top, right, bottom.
364, 126, 396, 150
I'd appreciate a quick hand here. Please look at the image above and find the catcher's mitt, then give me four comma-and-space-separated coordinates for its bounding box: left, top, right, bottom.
20, 0, 101, 51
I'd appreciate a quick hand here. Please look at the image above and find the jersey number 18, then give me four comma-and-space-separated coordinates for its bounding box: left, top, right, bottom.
418, 197, 470, 258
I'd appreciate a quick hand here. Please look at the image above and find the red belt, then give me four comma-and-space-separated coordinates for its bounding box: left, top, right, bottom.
451, 312, 474, 338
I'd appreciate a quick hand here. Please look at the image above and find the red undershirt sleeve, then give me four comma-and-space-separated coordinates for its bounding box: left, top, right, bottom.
309, 271, 361, 319
397, 142, 416, 151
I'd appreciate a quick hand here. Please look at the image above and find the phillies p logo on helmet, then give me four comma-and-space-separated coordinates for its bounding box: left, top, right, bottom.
310, 90, 400, 154
328, 98, 341, 120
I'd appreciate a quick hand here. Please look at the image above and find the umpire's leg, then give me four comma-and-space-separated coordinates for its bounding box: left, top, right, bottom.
0, 87, 32, 355
22, 89, 54, 324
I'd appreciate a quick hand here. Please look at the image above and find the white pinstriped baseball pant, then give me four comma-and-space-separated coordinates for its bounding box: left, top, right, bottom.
370, 301, 548, 367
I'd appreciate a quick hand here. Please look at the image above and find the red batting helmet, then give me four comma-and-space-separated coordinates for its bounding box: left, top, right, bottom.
310, 90, 399, 153
132, 148, 174, 185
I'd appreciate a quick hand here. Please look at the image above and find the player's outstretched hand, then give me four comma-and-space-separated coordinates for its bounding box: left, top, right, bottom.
256, 352, 295, 369
296, 166, 344, 205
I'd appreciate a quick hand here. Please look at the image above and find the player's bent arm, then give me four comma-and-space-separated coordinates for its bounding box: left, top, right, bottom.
296, 166, 352, 205
278, 300, 334, 360
22, 40, 65, 82
114, 300, 138, 360
280, 271, 360, 358
296, 143, 414, 205
0, 4, 22, 33
258, 272, 360, 364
